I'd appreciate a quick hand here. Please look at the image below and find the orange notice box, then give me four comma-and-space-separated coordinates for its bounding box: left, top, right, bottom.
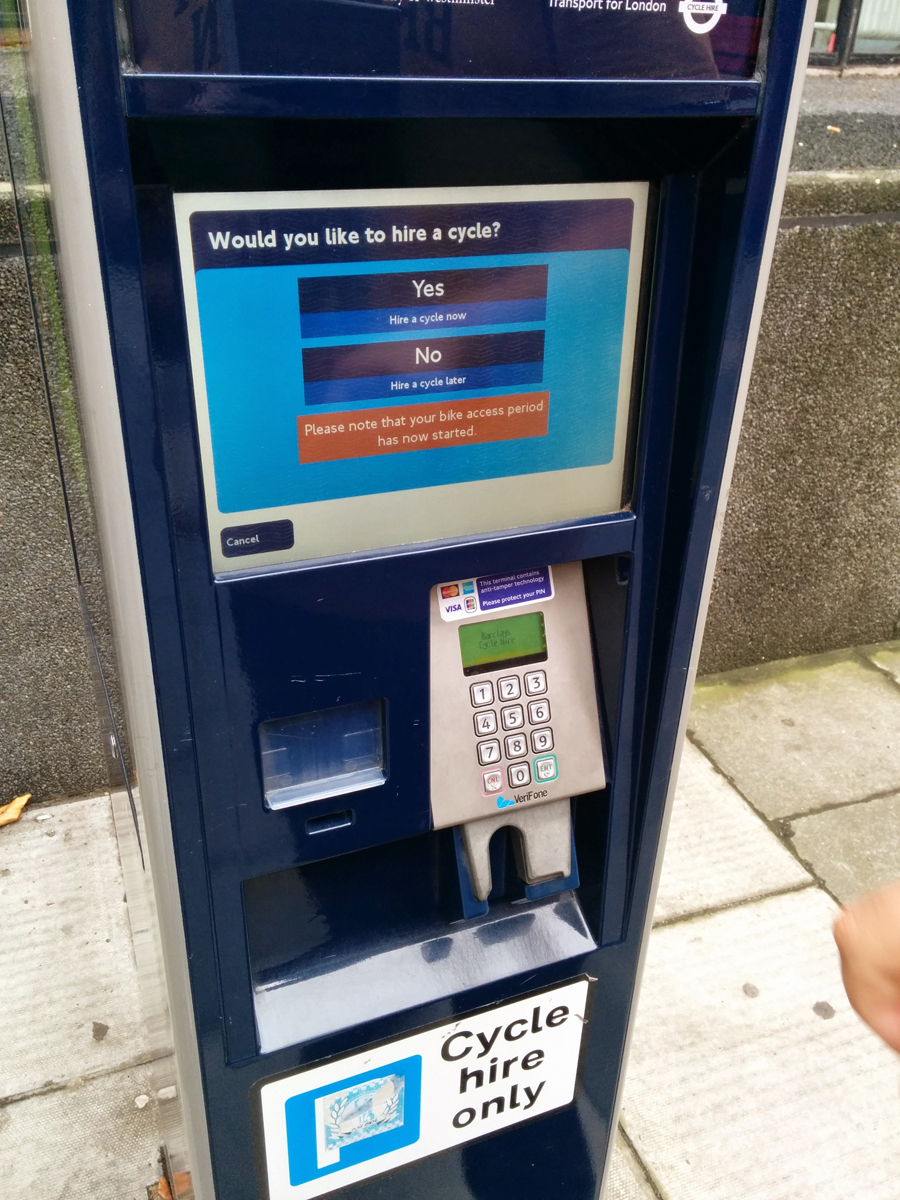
298, 393, 549, 465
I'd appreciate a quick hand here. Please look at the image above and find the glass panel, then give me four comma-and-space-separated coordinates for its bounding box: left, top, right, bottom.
126, 0, 765, 80
259, 699, 386, 810
811, 0, 841, 52
855, 0, 900, 52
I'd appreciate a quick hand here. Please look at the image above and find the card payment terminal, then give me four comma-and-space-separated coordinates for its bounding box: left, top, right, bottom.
431, 561, 606, 902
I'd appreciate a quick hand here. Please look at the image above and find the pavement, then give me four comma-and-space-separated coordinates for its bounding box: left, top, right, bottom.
0, 789, 183, 1199
612, 640, 900, 1199
792, 75, 900, 170
2, 642, 900, 1198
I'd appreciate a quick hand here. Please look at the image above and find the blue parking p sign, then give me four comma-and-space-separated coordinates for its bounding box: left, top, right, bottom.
285, 1056, 422, 1186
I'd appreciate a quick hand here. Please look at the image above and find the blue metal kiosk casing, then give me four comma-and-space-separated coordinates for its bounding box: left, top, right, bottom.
22, 0, 814, 1196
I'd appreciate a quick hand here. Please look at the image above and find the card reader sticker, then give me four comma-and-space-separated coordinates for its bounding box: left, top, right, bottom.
477, 567, 553, 612
438, 567, 553, 621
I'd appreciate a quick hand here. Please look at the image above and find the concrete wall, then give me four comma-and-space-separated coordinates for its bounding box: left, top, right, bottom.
1, 76, 898, 799
698, 76, 900, 672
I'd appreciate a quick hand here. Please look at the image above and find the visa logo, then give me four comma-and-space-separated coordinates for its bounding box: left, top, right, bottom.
445, 602, 463, 612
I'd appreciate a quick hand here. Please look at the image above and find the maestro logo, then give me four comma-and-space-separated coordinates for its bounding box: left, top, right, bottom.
283, 1056, 422, 1186
678, 0, 727, 32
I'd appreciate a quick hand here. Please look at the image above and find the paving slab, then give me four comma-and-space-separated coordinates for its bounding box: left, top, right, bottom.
788, 791, 900, 904
653, 742, 811, 924
0, 1062, 165, 1200
607, 1133, 657, 1200
688, 654, 900, 819
867, 639, 900, 686
620, 888, 900, 1200
0, 794, 152, 1098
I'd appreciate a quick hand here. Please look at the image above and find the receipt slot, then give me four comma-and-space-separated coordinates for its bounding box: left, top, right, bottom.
19, 0, 814, 1196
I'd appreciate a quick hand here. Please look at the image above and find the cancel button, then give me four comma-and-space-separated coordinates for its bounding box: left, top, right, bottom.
221, 519, 294, 558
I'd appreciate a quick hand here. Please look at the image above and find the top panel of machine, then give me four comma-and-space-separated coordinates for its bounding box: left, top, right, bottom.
128, 0, 763, 80
174, 183, 647, 572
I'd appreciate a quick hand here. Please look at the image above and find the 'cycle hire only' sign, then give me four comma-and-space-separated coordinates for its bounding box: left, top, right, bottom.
257, 978, 591, 1199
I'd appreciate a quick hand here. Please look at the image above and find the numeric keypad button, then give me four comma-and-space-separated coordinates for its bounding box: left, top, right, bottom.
527, 699, 550, 724
500, 704, 525, 731
482, 769, 503, 794
477, 739, 501, 766
531, 727, 554, 753
474, 710, 498, 736
524, 670, 547, 696
504, 733, 528, 760
470, 681, 494, 707
534, 755, 558, 782
498, 676, 521, 701
508, 762, 531, 788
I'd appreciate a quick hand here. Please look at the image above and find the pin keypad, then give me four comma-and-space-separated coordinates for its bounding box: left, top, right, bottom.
473, 669, 557, 793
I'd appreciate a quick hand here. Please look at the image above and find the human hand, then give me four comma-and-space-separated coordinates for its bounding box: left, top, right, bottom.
833, 880, 900, 1054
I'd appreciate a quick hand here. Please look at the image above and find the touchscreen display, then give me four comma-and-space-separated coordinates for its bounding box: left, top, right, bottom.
175, 183, 647, 570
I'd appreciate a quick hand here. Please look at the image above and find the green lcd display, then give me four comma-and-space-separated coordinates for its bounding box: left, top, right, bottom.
458, 612, 548, 677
